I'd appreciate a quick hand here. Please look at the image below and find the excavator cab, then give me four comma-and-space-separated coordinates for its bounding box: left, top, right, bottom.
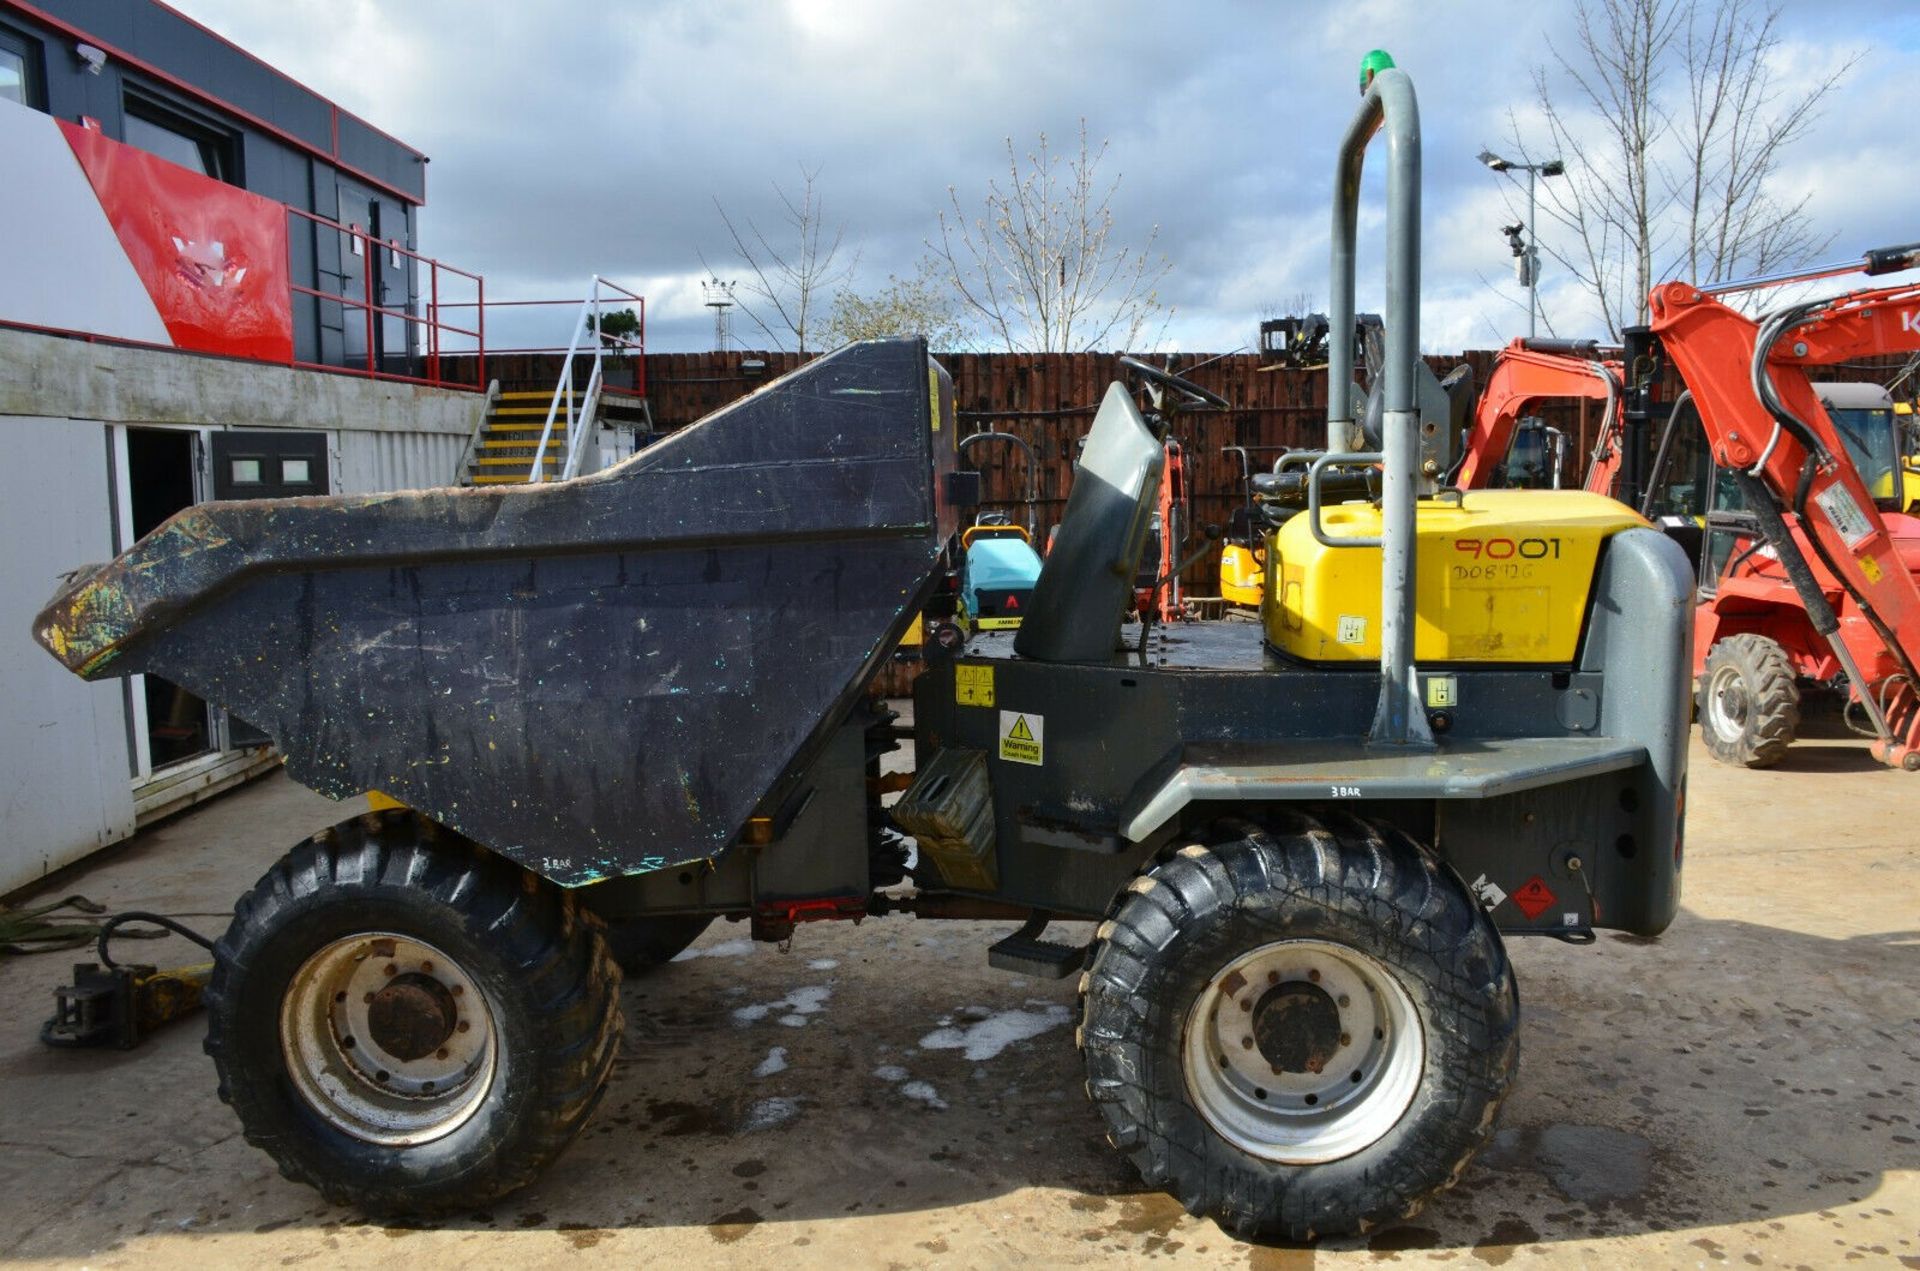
1496, 416, 1565, 489
1819, 383, 1905, 509
1688, 383, 1901, 602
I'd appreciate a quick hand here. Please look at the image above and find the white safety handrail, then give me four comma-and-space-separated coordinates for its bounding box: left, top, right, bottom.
528, 276, 643, 482
562, 357, 604, 480
528, 283, 594, 482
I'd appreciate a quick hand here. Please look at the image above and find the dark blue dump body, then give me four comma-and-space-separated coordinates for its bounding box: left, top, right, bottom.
35, 339, 959, 884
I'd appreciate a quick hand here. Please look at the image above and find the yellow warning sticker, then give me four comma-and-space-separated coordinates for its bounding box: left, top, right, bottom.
998, 710, 1043, 765
1860, 554, 1884, 584
1425, 676, 1458, 708
928, 366, 942, 432
955, 663, 995, 707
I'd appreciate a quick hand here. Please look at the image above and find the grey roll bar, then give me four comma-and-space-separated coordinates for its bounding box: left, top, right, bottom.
1327, 65, 1433, 749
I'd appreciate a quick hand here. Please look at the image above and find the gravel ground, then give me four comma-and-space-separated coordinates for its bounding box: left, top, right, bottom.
0, 722, 1914, 1268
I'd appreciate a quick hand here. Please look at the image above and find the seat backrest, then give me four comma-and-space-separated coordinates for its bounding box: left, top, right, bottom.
1014, 384, 1165, 663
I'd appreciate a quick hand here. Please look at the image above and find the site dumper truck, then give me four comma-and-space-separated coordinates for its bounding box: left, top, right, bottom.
32, 65, 1693, 1240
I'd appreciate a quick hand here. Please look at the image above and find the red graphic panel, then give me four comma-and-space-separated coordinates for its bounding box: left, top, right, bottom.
1510, 876, 1558, 920
59, 120, 293, 362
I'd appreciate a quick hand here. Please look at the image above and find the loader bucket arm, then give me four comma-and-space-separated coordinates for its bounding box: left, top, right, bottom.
33, 338, 961, 882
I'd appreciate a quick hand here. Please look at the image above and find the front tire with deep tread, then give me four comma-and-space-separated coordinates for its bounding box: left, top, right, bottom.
204, 810, 623, 1216
1698, 633, 1800, 768
1079, 812, 1518, 1242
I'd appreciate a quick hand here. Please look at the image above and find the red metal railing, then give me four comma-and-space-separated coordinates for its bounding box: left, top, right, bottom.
4, 195, 647, 398
286, 206, 486, 390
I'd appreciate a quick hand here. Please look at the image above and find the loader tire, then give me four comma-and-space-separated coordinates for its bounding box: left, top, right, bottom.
599, 914, 714, 974
1079, 812, 1518, 1242
205, 810, 622, 1216
1698, 633, 1799, 768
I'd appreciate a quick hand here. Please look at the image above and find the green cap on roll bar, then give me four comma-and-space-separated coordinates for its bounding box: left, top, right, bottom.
1359, 49, 1395, 94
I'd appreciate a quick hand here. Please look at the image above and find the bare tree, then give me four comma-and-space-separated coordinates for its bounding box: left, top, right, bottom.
708, 166, 856, 353
1261, 292, 1320, 320
823, 258, 969, 351
934, 123, 1171, 352
1507, 0, 1856, 338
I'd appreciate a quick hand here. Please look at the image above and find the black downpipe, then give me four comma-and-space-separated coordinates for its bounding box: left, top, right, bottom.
1618, 325, 1658, 511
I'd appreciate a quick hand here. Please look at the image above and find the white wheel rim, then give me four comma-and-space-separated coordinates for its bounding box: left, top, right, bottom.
1707, 662, 1750, 739
1182, 939, 1424, 1164
280, 932, 498, 1145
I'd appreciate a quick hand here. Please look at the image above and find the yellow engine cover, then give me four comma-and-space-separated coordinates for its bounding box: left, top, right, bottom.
1264, 490, 1647, 664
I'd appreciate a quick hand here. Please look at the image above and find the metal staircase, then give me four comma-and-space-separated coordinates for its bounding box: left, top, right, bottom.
465, 387, 578, 485
453, 276, 648, 487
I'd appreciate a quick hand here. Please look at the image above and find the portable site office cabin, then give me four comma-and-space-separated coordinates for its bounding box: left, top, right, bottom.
0, 0, 473, 896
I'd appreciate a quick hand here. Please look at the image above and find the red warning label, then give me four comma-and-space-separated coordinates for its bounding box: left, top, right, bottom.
1511, 876, 1558, 920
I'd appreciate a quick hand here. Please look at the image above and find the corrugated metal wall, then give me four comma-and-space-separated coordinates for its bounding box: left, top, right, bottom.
334, 427, 469, 495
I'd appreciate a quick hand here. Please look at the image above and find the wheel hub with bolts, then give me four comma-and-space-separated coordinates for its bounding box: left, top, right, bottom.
1183, 939, 1424, 1164
1707, 663, 1752, 736
280, 932, 497, 1146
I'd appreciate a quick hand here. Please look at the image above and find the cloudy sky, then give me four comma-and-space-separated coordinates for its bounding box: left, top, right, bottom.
173, 0, 1920, 354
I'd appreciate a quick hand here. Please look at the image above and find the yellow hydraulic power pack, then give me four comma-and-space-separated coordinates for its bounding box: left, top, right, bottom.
1264, 489, 1647, 664
1219, 542, 1264, 607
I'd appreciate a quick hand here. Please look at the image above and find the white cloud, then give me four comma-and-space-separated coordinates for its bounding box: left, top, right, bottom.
167, 0, 1912, 354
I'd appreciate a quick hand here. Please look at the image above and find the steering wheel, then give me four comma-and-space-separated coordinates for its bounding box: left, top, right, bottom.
1117, 356, 1231, 410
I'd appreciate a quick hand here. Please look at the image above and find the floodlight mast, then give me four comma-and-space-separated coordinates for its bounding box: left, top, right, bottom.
1478, 149, 1564, 336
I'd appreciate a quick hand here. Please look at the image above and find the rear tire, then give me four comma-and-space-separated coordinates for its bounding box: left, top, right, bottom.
599, 914, 714, 974
1698, 633, 1799, 768
204, 810, 622, 1216
1079, 812, 1518, 1242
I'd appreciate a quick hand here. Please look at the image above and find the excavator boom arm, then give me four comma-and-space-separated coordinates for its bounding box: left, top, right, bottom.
1649, 280, 1920, 767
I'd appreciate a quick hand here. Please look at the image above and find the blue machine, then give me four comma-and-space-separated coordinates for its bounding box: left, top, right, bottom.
959, 524, 1043, 630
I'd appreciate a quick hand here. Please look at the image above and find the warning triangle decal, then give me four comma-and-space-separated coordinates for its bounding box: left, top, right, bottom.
1007, 715, 1035, 741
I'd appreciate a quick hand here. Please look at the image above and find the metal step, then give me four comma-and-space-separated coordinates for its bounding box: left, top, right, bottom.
987, 916, 1086, 979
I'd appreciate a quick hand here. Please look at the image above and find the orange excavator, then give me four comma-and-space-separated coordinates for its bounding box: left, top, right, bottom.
1452, 336, 1626, 494
1448, 249, 1920, 771
1645, 257, 1920, 771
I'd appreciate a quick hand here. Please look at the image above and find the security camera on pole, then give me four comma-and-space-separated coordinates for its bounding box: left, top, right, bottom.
1477, 149, 1563, 337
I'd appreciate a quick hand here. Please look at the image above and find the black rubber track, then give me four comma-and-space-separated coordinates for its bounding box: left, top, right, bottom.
1077, 811, 1519, 1242
598, 914, 715, 974
204, 809, 623, 1216
1698, 632, 1801, 768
